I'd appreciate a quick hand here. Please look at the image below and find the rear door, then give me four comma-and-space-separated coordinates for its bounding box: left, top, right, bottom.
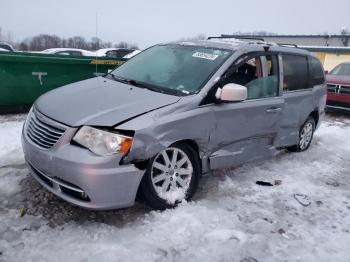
209, 53, 284, 170
276, 54, 317, 147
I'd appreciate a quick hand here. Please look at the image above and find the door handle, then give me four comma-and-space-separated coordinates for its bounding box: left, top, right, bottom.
266, 107, 282, 113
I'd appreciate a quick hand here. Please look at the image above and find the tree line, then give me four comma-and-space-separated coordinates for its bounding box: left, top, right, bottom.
0, 31, 138, 51
18, 34, 138, 51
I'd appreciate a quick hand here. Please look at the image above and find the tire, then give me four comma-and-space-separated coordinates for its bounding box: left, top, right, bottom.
140, 142, 200, 210
287, 116, 315, 152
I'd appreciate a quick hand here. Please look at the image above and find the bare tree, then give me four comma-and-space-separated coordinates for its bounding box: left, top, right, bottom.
27, 34, 62, 50
178, 34, 206, 42
114, 41, 138, 49
5, 31, 139, 51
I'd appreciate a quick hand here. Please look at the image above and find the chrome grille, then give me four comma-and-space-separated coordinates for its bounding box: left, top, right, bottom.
26, 109, 67, 149
327, 83, 350, 95
327, 84, 337, 92
339, 85, 350, 95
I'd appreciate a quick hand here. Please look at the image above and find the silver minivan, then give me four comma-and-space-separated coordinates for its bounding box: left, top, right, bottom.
22, 38, 327, 210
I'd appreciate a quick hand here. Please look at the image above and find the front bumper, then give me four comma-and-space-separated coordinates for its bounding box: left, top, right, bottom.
22, 126, 145, 210
326, 92, 350, 111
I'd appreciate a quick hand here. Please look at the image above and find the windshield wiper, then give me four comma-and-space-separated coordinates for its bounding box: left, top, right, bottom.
108, 74, 192, 96
136, 82, 165, 93
109, 74, 165, 93
108, 74, 134, 85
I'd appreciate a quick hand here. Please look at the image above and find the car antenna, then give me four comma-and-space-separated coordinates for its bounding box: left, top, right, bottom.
263, 46, 270, 52
95, 12, 98, 76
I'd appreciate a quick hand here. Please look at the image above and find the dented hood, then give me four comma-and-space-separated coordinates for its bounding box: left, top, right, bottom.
35, 77, 180, 127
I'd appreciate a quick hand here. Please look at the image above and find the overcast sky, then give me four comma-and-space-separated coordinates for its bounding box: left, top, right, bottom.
1, 0, 349, 48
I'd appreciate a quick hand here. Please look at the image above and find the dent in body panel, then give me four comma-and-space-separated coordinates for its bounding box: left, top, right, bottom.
209, 97, 283, 170
209, 137, 276, 169
119, 100, 215, 173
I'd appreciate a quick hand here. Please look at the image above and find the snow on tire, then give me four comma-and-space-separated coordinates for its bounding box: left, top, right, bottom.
140, 143, 200, 210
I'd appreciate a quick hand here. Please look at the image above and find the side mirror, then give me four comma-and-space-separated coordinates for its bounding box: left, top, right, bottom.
215, 83, 247, 102
324, 70, 329, 74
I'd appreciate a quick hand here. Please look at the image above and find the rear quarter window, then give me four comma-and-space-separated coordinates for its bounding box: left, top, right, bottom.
282, 54, 309, 91
309, 56, 325, 85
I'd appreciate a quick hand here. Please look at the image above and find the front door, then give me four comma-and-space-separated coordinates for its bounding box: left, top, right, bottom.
209, 54, 284, 170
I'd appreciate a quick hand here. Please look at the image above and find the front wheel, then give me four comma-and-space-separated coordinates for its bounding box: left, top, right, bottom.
140, 143, 200, 210
287, 117, 315, 152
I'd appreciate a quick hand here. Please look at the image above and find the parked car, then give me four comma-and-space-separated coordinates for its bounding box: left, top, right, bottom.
0, 42, 15, 52
95, 48, 137, 59
22, 38, 326, 210
40, 48, 95, 56
123, 49, 141, 59
326, 62, 350, 111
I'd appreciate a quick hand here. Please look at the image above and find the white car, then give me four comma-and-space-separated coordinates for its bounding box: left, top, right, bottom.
123, 50, 141, 59
0, 42, 14, 52
95, 48, 138, 59
40, 48, 95, 56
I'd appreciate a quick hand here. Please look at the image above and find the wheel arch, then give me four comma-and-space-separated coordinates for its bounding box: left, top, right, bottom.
309, 109, 319, 126
132, 138, 202, 171
170, 139, 203, 174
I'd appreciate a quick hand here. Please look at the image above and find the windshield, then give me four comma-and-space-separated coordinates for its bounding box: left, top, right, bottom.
110, 45, 232, 95
330, 63, 350, 76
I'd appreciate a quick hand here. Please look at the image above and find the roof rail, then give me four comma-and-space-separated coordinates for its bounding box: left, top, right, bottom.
277, 43, 298, 48
207, 35, 266, 42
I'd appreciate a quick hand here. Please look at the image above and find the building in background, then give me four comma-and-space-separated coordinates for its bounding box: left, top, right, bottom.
300, 46, 350, 71
221, 34, 350, 71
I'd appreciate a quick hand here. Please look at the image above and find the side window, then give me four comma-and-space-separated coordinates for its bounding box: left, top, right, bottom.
106, 51, 117, 58
115, 49, 132, 58
223, 55, 279, 100
56, 51, 70, 56
67, 51, 82, 56
282, 54, 309, 91
125, 49, 134, 56
309, 56, 325, 85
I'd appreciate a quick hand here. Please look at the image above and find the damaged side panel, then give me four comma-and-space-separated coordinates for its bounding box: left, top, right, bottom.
119, 101, 216, 173
209, 137, 276, 169
209, 97, 284, 170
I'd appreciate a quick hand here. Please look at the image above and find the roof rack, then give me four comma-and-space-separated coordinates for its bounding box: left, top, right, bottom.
207, 35, 266, 42
276, 43, 298, 48
207, 35, 301, 50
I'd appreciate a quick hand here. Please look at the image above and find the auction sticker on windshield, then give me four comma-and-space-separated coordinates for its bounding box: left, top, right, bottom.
192, 52, 218, 60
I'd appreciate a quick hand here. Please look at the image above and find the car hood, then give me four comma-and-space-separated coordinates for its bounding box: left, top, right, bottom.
35, 77, 181, 127
326, 74, 350, 85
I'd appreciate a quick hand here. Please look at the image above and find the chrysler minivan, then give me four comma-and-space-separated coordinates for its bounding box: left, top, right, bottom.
22, 38, 327, 210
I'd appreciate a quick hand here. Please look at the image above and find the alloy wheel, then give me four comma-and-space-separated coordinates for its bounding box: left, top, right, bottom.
299, 122, 313, 150
151, 147, 193, 201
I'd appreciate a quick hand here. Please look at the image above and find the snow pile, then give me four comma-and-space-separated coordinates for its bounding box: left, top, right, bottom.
0, 118, 25, 167
159, 186, 187, 205
1, 115, 350, 262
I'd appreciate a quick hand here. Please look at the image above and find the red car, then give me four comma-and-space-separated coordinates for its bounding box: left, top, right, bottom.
326, 62, 350, 111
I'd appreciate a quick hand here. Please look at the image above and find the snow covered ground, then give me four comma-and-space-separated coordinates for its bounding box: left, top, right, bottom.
1, 112, 350, 262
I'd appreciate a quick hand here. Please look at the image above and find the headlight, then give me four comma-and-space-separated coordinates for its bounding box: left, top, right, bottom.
73, 126, 133, 156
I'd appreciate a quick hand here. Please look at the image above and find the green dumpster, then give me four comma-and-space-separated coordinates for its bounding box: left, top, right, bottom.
0, 51, 125, 113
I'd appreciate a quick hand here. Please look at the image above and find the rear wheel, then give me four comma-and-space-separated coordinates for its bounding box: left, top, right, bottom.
140, 143, 200, 210
287, 116, 315, 152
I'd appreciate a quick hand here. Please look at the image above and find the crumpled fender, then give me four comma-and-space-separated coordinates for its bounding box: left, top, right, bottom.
118, 98, 215, 173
